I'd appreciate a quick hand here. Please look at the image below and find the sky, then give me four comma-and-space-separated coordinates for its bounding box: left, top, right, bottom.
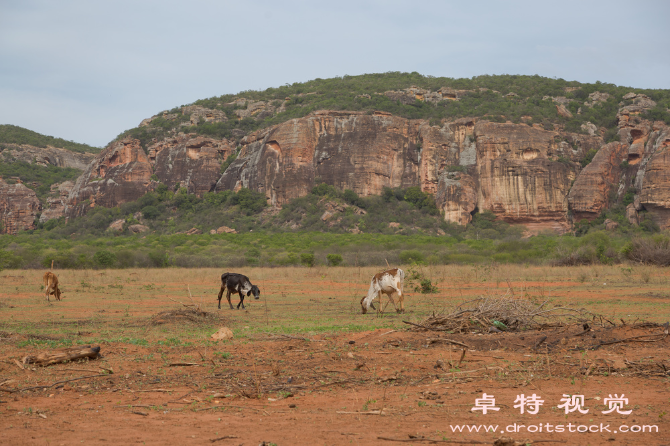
1, 0, 669, 148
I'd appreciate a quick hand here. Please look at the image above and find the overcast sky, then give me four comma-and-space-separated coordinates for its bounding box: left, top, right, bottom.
1, 0, 669, 148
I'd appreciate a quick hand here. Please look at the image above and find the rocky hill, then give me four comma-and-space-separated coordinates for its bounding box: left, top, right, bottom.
3, 74, 670, 235
0, 126, 98, 234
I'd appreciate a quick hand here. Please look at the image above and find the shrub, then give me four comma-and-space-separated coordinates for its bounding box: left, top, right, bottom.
326, 253, 343, 266
93, 250, 117, 268
142, 205, 160, 220
399, 250, 425, 264
580, 149, 598, 167
148, 250, 170, 267
231, 188, 267, 215
300, 253, 315, 267
625, 236, 670, 266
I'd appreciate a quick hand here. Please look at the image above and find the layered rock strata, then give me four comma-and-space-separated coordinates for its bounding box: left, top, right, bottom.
0, 178, 41, 234
0, 144, 95, 170
65, 138, 153, 217
567, 142, 628, 221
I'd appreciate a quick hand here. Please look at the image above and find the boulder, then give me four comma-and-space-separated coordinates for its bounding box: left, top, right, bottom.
556, 104, 573, 118
108, 219, 125, 231
604, 219, 619, 230
211, 327, 234, 341
216, 225, 237, 234
626, 204, 639, 226
128, 224, 149, 234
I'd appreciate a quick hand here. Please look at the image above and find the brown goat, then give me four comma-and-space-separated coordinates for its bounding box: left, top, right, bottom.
43, 271, 62, 302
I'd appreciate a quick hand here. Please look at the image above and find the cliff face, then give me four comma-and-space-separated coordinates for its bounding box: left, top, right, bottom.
0, 144, 95, 170
567, 142, 629, 221
638, 125, 670, 228
0, 178, 41, 234
65, 138, 153, 216
42, 90, 670, 233
474, 122, 601, 232
152, 135, 235, 196
217, 111, 601, 232
216, 111, 425, 205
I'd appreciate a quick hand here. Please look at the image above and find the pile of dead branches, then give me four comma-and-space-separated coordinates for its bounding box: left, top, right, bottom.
408, 293, 592, 334
150, 307, 218, 325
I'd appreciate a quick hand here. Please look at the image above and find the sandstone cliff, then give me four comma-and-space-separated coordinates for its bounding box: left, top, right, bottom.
65, 138, 153, 216
0, 178, 41, 234
0, 144, 95, 170
567, 142, 628, 221
638, 124, 670, 229
42, 87, 670, 234
152, 135, 235, 196
216, 110, 601, 232
216, 111, 424, 205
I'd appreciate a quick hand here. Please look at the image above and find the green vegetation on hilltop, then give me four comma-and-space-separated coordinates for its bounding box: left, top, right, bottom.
0, 160, 81, 201
118, 73, 670, 150
0, 124, 101, 154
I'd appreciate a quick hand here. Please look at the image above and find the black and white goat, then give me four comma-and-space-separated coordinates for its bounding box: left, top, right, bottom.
217, 272, 261, 309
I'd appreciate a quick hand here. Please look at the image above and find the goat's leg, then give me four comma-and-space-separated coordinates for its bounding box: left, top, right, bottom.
237, 291, 245, 309
386, 291, 399, 313
395, 282, 404, 313
226, 289, 234, 309
217, 286, 225, 309
44, 285, 50, 303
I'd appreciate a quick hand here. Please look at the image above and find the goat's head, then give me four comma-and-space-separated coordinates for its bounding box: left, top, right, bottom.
247, 285, 261, 300
360, 296, 376, 314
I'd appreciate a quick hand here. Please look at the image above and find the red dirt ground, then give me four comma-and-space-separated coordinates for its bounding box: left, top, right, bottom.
1, 325, 669, 445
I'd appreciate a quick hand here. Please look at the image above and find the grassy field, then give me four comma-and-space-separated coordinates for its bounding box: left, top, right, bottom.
2, 264, 669, 345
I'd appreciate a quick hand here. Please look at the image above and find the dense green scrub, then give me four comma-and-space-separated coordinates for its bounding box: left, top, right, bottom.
1, 181, 664, 270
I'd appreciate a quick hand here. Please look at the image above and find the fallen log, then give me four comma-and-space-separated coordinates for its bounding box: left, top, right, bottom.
22, 345, 101, 367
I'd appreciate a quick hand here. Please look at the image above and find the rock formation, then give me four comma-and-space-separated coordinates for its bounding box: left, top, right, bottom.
567, 142, 628, 221
216, 111, 425, 205
0, 144, 95, 170
474, 122, 601, 232
0, 178, 41, 234
65, 138, 153, 217
4, 85, 664, 234
638, 125, 670, 229
152, 135, 235, 196
39, 181, 74, 222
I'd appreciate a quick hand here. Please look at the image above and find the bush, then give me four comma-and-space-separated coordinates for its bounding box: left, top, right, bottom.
399, 250, 425, 264
625, 236, 670, 266
326, 253, 343, 266
142, 205, 160, 220
231, 188, 267, 214
0, 249, 23, 270
300, 253, 315, 267
93, 250, 117, 268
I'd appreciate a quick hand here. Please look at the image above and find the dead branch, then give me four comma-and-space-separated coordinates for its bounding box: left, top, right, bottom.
22, 345, 100, 367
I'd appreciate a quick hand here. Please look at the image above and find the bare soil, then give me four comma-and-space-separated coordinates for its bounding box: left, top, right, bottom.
1, 266, 669, 445
1, 325, 669, 445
